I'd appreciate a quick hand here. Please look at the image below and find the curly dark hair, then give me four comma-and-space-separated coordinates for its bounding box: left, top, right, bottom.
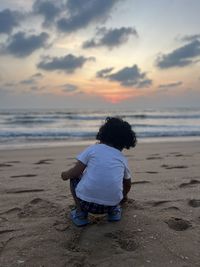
96, 117, 137, 150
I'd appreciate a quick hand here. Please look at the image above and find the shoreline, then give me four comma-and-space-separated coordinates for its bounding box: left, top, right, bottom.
1, 136, 200, 151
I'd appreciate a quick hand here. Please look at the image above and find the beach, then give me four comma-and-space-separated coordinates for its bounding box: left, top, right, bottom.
0, 141, 200, 267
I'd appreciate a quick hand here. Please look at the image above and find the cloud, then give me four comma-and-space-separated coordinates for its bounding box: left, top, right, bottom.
83, 27, 138, 49
29, 85, 46, 91
96, 67, 114, 78
57, 0, 121, 32
0, 9, 21, 34
158, 81, 183, 89
32, 0, 62, 26
60, 83, 79, 92
19, 72, 44, 85
156, 40, 200, 69
1, 31, 49, 57
31, 72, 44, 78
179, 34, 200, 42
37, 54, 95, 73
20, 78, 36, 85
97, 65, 152, 88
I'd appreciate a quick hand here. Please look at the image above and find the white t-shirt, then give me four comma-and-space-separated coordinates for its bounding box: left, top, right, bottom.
75, 143, 132, 206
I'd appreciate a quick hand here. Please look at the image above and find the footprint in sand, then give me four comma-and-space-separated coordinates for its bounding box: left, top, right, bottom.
0, 207, 22, 216
167, 153, 184, 157
34, 159, 54, 165
0, 229, 17, 235
118, 238, 139, 252
179, 179, 200, 188
19, 198, 62, 218
6, 188, 44, 194
188, 199, 200, 208
53, 220, 70, 231
5, 161, 21, 164
146, 156, 163, 160
162, 206, 180, 211
147, 200, 181, 210
131, 181, 151, 185
104, 230, 139, 252
168, 153, 191, 157
165, 217, 191, 231
10, 174, 37, 178
167, 165, 188, 169
161, 164, 188, 169
149, 200, 172, 207
0, 163, 13, 168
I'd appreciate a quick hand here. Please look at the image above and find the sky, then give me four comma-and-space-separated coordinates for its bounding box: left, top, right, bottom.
0, 0, 200, 110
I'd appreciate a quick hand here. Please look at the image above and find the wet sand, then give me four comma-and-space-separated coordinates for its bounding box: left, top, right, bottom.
0, 141, 200, 267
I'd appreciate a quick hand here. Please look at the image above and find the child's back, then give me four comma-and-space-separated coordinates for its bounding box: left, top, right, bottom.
76, 143, 131, 206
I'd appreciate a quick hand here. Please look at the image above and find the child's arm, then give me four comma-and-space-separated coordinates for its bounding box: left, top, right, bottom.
122, 178, 131, 202
122, 161, 132, 203
61, 160, 86, 181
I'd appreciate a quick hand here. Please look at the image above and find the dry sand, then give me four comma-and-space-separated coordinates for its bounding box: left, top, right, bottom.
0, 141, 200, 267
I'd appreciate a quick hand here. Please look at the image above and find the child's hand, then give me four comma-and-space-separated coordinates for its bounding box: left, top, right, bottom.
61, 161, 86, 181
61, 171, 67, 180
120, 196, 128, 204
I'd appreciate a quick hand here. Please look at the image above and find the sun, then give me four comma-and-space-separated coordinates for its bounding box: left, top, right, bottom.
103, 93, 131, 103
101, 88, 141, 103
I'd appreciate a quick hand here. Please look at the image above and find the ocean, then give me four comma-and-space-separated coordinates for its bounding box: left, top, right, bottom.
0, 108, 200, 149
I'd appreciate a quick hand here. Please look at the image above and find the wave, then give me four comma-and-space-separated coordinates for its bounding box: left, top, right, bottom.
138, 130, 200, 138
5, 118, 56, 124
1, 129, 200, 141
4, 114, 107, 124
0, 131, 96, 139
132, 124, 200, 129
2, 112, 200, 125
126, 114, 200, 120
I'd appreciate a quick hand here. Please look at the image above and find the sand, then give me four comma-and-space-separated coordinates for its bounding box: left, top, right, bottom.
0, 141, 200, 267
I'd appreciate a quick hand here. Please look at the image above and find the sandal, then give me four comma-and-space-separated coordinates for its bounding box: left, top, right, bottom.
107, 206, 122, 222
70, 209, 89, 226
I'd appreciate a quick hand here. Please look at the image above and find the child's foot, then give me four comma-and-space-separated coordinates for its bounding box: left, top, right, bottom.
107, 206, 122, 222
70, 208, 89, 226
